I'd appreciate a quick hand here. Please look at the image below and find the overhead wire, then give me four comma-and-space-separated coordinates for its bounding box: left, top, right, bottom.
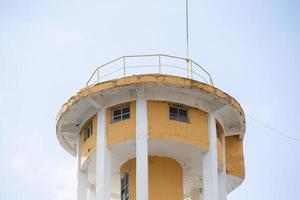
246, 114, 300, 143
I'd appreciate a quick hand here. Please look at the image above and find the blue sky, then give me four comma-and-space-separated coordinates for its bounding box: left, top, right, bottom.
0, 0, 300, 199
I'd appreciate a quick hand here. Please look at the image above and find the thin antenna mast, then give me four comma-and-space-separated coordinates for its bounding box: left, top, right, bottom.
186, 0, 190, 58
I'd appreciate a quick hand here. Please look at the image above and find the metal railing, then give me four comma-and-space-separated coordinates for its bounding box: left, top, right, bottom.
86, 54, 214, 86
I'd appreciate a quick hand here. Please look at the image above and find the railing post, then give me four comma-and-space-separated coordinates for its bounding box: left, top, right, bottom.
190, 60, 193, 79
186, 59, 189, 78
97, 69, 100, 83
158, 55, 161, 74
123, 57, 126, 77
187, 59, 192, 78
210, 77, 214, 86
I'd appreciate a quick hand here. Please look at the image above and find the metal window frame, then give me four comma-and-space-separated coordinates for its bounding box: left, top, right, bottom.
83, 122, 93, 142
112, 105, 131, 123
169, 104, 189, 123
121, 172, 130, 200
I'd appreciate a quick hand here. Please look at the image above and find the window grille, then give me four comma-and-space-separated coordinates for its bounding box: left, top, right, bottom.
83, 122, 93, 142
169, 105, 188, 123
121, 172, 129, 200
112, 105, 130, 122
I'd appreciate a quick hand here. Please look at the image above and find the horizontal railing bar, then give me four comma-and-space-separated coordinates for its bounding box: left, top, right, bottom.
99, 56, 124, 69
126, 64, 158, 68
86, 56, 125, 85
190, 60, 214, 86
162, 64, 187, 71
192, 71, 209, 84
99, 67, 124, 79
126, 64, 188, 72
123, 54, 187, 61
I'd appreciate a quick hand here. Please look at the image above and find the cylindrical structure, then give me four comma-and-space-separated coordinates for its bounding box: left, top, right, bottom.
56, 55, 246, 200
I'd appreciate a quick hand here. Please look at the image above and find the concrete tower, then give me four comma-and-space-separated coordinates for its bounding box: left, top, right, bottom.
56, 54, 246, 200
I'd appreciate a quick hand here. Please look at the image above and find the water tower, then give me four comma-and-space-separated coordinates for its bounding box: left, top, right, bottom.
56, 54, 246, 200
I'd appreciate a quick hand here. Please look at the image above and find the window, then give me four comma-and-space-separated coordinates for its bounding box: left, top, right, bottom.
112, 105, 130, 123
121, 172, 129, 200
169, 105, 188, 122
83, 122, 93, 142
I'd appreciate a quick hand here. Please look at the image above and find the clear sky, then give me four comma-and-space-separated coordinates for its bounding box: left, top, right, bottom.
1, 0, 300, 199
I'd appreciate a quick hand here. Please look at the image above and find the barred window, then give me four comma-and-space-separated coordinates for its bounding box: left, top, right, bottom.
169, 105, 188, 123
112, 105, 130, 123
121, 172, 129, 200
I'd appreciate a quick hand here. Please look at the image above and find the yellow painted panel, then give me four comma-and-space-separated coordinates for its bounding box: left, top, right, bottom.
149, 156, 183, 200
120, 156, 183, 200
148, 101, 209, 149
225, 136, 245, 178
107, 102, 136, 146
80, 114, 97, 166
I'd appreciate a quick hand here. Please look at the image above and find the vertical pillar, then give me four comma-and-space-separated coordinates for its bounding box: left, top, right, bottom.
218, 133, 227, 200
218, 170, 227, 200
190, 188, 201, 200
136, 86, 149, 200
202, 113, 219, 200
96, 109, 111, 200
87, 187, 96, 200
77, 135, 89, 200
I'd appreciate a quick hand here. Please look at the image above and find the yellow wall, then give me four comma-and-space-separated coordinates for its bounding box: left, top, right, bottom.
149, 156, 183, 200
225, 136, 245, 178
148, 101, 209, 149
120, 156, 183, 200
80, 114, 97, 166
107, 102, 136, 146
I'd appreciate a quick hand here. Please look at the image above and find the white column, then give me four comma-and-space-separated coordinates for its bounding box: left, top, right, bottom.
190, 188, 201, 200
87, 187, 96, 200
218, 170, 227, 200
218, 133, 227, 200
202, 113, 219, 200
77, 135, 89, 200
136, 89, 149, 200
96, 109, 111, 200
